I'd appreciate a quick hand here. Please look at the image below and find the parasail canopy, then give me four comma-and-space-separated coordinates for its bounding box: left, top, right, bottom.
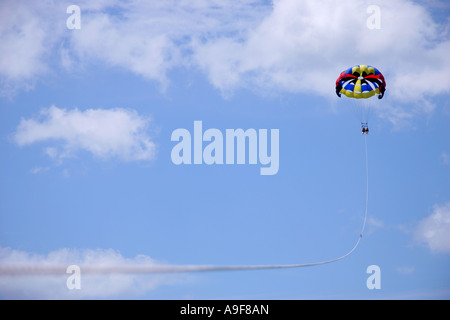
336, 65, 386, 99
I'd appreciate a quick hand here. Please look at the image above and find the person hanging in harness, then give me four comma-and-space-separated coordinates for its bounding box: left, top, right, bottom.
362, 123, 369, 135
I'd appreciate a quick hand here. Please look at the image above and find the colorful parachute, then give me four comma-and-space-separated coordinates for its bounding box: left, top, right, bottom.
335, 65, 386, 99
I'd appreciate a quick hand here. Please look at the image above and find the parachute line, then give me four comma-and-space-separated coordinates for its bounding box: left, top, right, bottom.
1, 139, 370, 276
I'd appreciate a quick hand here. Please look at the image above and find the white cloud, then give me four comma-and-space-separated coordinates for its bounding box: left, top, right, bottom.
194, 0, 447, 92
0, 1, 68, 96
13, 106, 156, 162
0, 0, 268, 94
0, 246, 186, 299
368, 216, 385, 229
66, 0, 269, 90
1, 0, 449, 123
414, 202, 450, 253
193, 0, 450, 125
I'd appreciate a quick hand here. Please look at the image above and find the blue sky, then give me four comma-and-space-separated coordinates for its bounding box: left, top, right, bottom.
0, 0, 449, 299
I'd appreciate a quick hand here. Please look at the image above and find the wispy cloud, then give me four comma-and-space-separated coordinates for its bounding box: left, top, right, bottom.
29, 166, 50, 175
368, 216, 385, 229
396, 266, 414, 275
414, 202, 450, 254
13, 106, 157, 162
